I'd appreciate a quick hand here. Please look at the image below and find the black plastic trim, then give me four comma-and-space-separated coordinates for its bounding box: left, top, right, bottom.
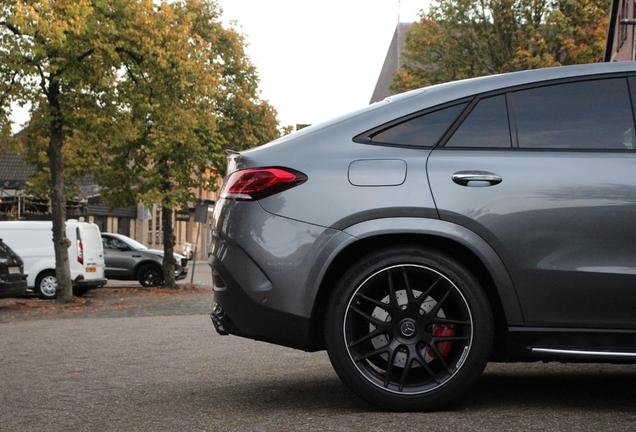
208, 255, 312, 350
330, 207, 439, 231
507, 327, 636, 363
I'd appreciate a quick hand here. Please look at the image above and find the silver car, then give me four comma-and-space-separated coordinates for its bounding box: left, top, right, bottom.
208, 62, 636, 411
102, 233, 188, 287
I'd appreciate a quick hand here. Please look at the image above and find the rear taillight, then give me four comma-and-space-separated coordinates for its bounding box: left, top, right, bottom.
220, 167, 307, 201
77, 239, 84, 264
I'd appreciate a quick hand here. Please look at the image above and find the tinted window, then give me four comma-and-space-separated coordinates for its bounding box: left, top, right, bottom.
445, 95, 511, 148
0, 240, 17, 258
513, 79, 635, 150
371, 103, 467, 147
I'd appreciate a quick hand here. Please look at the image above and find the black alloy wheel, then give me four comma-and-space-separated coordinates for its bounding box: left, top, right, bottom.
138, 264, 164, 287
325, 247, 493, 411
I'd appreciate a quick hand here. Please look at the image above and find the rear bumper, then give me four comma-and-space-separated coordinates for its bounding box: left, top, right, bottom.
175, 267, 188, 281
207, 200, 355, 350
208, 253, 311, 350
73, 275, 107, 288
0, 279, 28, 298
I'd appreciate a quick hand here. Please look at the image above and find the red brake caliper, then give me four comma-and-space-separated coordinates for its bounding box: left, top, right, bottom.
427, 324, 455, 359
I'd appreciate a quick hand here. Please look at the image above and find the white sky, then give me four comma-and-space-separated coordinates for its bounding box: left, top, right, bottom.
219, 0, 429, 128
9, 0, 430, 133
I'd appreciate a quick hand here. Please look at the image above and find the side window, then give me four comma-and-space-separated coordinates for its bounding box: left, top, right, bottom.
370, 103, 468, 147
445, 95, 511, 148
102, 238, 114, 250
513, 78, 635, 150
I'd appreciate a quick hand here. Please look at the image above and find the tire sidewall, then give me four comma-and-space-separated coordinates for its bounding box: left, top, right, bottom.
325, 246, 493, 411
138, 264, 163, 287
36, 271, 57, 300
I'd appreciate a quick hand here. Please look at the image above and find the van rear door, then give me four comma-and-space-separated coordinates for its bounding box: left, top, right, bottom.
75, 224, 105, 280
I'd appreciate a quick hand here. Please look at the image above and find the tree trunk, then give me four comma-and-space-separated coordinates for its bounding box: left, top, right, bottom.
48, 81, 73, 303
162, 206, 177, 288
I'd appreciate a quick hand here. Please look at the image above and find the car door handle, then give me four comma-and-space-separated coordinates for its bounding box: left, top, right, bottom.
451, 171, 502, 187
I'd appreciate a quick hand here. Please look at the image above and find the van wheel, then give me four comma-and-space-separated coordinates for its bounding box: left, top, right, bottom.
138, 264, 164, 287
36, 271, 57, 300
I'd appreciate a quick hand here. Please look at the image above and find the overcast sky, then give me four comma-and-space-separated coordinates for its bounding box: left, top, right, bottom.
10, 1, 430, 133
219, 0, 429, 128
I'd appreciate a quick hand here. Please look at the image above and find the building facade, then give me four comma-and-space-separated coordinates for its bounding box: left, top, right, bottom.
0, 149, 217, 260
604, 0, 634, 61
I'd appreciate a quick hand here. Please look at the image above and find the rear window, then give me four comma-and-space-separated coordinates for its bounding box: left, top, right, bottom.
0, 240, 17, 258
368, 103, 468, 147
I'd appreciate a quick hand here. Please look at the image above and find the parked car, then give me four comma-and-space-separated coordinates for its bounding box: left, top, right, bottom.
0, 220, 106, 299
0, 238, 27, 298
208, 61, 636, 411
101, 233, 188, 287
182, 242, 194, 260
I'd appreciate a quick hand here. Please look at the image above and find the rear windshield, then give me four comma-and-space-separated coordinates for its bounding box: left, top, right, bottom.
0, 240, 18, 258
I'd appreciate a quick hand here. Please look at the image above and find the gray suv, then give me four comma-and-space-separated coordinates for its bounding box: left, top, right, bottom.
102, 233, 188, 287
208, 62, 636, 411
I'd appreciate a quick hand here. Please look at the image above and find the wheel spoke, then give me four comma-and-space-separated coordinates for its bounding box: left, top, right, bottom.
414, 276, 442, 309
415, 350, 442, 384
383, 346, 400, 388
347, 327, 388, 349
350, 305, 389, 328
433, 317, 471, 326
355, 292, 390, 312
398, 356, 416, 391
401, 267, 416, 309
428, 285, 453, 317
352, 345, 391, 363
426, 342, 453, 374
387, 270, 398, 310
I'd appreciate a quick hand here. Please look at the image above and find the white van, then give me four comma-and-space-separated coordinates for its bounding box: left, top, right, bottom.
0, 220, 106, 299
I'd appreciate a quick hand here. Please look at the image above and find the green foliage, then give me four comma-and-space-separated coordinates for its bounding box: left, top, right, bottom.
93, 0, 280, 210
0, 0, 132, 301
1, 0, 281, 293
391, 0, 611, 92
1, 0, 281, 209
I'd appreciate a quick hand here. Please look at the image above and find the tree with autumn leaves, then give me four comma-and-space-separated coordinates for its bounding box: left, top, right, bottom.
0, 0, 280, 301
392, 0, 611, 92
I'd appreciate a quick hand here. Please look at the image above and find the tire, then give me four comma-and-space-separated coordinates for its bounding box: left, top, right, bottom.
325, 246, 493, 411
137, 264, 164, 287
36, 271, 57, 300
73, 286, 91, 297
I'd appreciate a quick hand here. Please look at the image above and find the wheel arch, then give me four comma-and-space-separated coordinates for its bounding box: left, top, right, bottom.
35, 268, 56, 281
30, 265, 56, 289
307, 218, 522, 361
132, 260, 162, 278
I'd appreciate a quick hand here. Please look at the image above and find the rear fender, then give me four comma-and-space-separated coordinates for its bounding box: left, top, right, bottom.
341, 217, 523, 325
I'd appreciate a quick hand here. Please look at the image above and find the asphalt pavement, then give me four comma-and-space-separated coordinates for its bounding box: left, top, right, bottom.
2, 261, 636, 431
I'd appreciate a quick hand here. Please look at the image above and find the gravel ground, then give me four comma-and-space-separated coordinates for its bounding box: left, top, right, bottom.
0, 260, 215, 323
2, 263, 636, 431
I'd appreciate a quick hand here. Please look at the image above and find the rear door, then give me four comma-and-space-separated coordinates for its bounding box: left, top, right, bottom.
102, 235, 135, 278
75, 224, 105, 280
427, 76, 636, 329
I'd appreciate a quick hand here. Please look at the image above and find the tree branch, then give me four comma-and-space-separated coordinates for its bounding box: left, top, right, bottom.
0, 20, 22, 36
77, 48, 95, 62
115, 47, 144, 65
